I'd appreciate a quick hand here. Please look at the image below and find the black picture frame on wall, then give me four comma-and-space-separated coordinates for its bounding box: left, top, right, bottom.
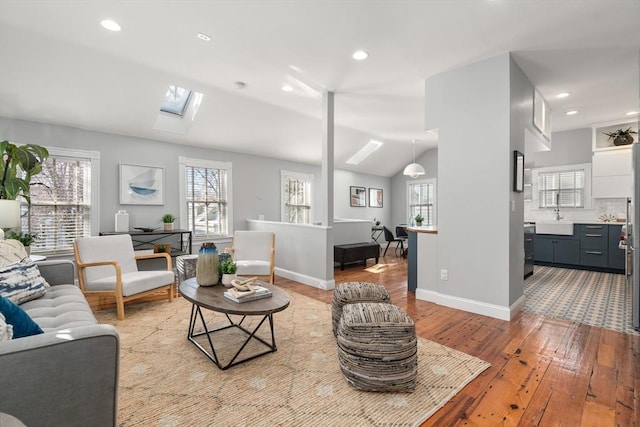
513, 150, 524, 193
350, 186, 366, 207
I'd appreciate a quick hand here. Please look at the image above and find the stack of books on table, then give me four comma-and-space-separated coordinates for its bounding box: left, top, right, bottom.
224, 285, 272, 303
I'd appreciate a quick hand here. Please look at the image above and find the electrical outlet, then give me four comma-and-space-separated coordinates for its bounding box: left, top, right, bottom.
440, 269, 448, 281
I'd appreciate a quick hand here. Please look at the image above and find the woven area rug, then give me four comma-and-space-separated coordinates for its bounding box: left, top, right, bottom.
524, 265, 637, 335
95, 290, 490, 426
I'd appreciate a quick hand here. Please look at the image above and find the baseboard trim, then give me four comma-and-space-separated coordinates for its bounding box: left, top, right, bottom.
275, 268, 335, 290
415, 289, 518, 321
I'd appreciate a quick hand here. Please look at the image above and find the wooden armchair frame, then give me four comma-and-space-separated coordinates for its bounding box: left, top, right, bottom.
74, 242, 174, 320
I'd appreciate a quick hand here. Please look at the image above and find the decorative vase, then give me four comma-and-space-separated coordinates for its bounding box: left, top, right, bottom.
196, 242, 219, 286
164, 222, 174, 231
416, 221, 423, 227
115, 210, 129, 232
221, 273, 237, 287
614, 134, 634, 146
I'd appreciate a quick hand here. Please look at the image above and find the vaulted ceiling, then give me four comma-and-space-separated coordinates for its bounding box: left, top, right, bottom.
0, 1, 638, 176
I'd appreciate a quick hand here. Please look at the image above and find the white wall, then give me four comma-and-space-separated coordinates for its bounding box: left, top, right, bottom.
0, 116, 388, 236
333, 169, 391, 226
391, 148, 438, 227
424, 53, 517, 319
508, 55, 531, 308
526, 128, 592, 168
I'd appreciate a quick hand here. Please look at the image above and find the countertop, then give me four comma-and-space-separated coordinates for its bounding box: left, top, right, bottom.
525, 220, 626, 225
406, 225, 438, 234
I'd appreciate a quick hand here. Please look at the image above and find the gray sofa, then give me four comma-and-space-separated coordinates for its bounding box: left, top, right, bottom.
0, 259, 120, 427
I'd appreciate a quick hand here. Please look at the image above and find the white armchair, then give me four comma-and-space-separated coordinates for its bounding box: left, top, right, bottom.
229, 231, 275, 283
74, 234, 174, 320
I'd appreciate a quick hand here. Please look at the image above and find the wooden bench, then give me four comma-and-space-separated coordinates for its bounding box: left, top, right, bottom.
334, 242, 380, 270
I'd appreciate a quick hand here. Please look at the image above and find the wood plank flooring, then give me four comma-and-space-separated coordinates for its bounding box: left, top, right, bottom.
274, 255, 640, 426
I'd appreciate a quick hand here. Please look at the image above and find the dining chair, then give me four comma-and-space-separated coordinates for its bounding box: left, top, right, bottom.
383, 226, 405, 256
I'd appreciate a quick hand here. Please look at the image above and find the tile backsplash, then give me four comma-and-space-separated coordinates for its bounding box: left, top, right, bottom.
525, 198, 628, 222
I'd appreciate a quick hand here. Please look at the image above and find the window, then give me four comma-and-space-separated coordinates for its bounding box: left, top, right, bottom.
179, 157, 233, 238
281, 170, 313, 224
407, 179, 436, 225
23, 147, 100, 254
160, 85, 192, 116
537, 169, 585, 208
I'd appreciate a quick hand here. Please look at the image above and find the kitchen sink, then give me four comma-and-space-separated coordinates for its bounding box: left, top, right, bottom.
535, 221, 574, 235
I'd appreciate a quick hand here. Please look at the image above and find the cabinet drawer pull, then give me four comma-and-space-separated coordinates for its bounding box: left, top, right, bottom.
585, 225, 602, 229
585, 251, 603, 255
585, 234, 603, 237
525, 238, 533, 242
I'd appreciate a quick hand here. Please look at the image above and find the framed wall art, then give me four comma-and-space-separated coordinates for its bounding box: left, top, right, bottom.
513, 150, 524, 193
119, 163, 165, 205
369, 188, 383, 208
350, 186, 366, 207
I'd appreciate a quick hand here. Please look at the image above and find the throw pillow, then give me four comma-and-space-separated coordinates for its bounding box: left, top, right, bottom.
0, 295, 43, 338
0, 259, 50, 304
0, 239, 28, 267
0, 312, 13, 341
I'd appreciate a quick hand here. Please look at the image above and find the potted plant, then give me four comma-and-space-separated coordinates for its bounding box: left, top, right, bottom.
0, 140, 49, 240
153, 243, 171, 254
219, 259, 238, 287
5, 230, 38, 255
161, 213, 176, 231
603, 127, 637, 146
414, 214, 424, 226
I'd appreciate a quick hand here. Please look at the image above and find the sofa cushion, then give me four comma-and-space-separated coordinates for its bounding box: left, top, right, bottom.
0, 259, 50, 304
0, 295, 43, 338
20, 285, 97, 331
0, 312, 12, 341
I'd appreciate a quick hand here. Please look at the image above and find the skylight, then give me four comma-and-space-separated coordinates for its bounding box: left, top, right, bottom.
161, 85, 192, 116
346, 140, 383, 165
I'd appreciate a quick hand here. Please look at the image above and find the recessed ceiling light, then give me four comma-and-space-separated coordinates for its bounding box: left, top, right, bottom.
556, 92, 571, 99
566, 110, 578, 116
352, 50, 369, 61
281, 85, 294, 92
197, 32, 211, 42
100, 19, 121, 32
625, 111, 638, 116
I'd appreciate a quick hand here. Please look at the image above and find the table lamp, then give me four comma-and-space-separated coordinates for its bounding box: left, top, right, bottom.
0, 200, 21, 240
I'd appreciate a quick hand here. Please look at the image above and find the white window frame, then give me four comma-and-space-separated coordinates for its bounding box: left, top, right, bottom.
24, 146, 100, 254
178, 156, 233, 241
280, 170, 313, 223
531, 163, 592, 210
406, 178, 437, 225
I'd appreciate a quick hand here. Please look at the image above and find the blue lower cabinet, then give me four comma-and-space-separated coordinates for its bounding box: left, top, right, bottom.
534, 223, 624, 273
580, 249, 608, 268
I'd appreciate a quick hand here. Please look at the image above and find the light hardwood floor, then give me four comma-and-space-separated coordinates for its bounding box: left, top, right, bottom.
275, 255, 640, 426
91, 253, 639, 425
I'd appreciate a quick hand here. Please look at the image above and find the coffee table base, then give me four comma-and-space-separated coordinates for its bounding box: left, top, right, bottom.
187, 303, 278, 370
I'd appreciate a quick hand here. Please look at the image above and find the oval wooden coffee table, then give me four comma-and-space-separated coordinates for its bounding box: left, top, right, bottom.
179, 277, 290, 370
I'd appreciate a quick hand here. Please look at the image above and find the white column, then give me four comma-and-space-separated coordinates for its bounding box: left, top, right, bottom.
321, 91, 334, 227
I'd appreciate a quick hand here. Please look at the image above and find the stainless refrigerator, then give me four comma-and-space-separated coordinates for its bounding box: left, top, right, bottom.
632, 142, 640, 329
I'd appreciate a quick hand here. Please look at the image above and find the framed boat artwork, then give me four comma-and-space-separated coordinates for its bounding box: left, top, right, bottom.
119, 163, 165, 205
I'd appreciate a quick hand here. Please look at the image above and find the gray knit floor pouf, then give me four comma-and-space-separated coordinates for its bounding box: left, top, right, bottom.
337, 302, 417, 392
331, 282, 391, 336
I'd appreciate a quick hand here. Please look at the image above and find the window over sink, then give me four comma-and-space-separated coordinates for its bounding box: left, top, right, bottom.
531, 163, 592, 210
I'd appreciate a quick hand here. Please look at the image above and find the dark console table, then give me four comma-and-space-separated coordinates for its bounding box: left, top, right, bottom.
99, 229, 193, 257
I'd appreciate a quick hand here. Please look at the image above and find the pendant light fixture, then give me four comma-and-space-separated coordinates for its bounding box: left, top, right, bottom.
403, 140, 425, 178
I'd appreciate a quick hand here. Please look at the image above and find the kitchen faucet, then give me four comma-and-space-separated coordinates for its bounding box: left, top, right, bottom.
554, 193, 563, 221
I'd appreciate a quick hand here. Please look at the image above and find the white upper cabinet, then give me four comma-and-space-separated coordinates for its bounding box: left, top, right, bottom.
591, 120, 637, 198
